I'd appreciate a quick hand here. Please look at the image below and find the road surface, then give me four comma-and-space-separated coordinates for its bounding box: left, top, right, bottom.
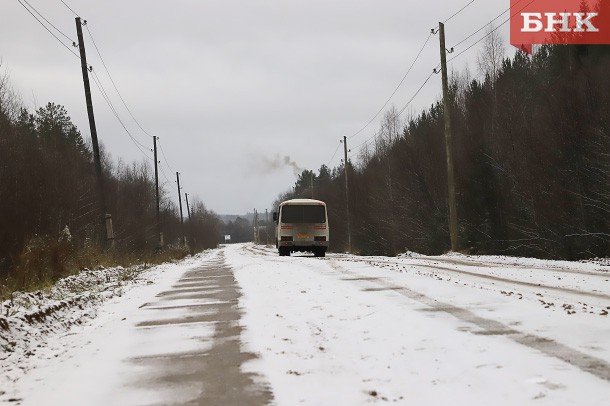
5, 244, 610, 405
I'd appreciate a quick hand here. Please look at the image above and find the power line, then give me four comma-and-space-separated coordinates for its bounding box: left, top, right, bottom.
158, 138, 175, 174
339, 0, 478, 163
447, 0, 535, 65
82, 21, 176, 177
450, 0, 527, 50
20, 0, 76, 44
354, 69, 437, 153
347, 31, 433, 140
16, 0, 80, 60
353, 127, 383, 152
58, 0, 79, 17
89, 68, 153, 159
18, 0, 172, 201
351, 1, 530, 158
327, 141, 342, 166
397, 70, 436, 116
81, 20, 178, 184
158, 164, 172, 186
443, 0, 476, 24
85, 23, 154, 140
450, 8, 510, 50
431, 0, 530, 72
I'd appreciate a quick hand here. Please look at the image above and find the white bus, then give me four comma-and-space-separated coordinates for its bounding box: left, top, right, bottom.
273, 199, 329, 257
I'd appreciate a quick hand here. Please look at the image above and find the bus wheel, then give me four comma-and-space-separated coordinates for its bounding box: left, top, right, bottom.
314, 249, 325, 258
279, 248, 290, 257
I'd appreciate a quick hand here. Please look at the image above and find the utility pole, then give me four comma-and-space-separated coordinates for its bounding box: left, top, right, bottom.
75, 17, 110, 246
438, 22, 459, 252
254, 209, 258, 244
310, 172, 314, 199
265, 209, 269, 246
176, 172, 185, 247
343, 136, 352, 253
185, 192, 194, 254
153, 136, 162, 249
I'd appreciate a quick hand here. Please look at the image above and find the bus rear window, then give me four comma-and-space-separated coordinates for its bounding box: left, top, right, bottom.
281, 205, 326, 224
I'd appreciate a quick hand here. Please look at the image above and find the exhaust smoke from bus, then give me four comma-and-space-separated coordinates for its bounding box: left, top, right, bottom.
262, 154, 303, 177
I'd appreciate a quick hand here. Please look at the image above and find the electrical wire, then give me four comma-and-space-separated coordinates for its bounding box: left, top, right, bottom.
158, 139, 175, 174
397, 70, 436, 116
15, 0, 80, 60
354, 69, 436, 153
444, 0, 477, 24
85, 23, 154, 140
158, 164, 172, 186
58, 0, 79, 17
83, 21, 178, 180
20, 0, 75, 43
450, 9, 509, 50
16, 0, 155, 163
339, 0, 478, 162
18, 0, 181, 230
447, 0, 535, 65
89, 68, 153, 159
351, 0, 531, 158
326, 141, 342, 166
353, 127, 383, 152
90, 68, 147, 151
450, 0, 527, 50
347, 31, 433, 140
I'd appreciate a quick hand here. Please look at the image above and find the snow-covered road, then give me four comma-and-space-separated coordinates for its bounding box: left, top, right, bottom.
2, 244, 609, 405
233, 244, 610, 405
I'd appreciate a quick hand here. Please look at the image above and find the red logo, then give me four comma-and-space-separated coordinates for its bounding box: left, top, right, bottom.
510, 0, 610, 53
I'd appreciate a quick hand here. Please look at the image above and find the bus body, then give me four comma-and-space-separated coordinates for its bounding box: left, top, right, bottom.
273, 199, 329, 257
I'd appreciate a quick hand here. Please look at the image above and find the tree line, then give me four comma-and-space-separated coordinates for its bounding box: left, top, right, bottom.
278, 42, 610, 260
0, 69, 226, 290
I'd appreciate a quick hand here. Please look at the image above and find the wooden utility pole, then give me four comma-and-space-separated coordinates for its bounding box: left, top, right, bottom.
153, 136, 162, 249
438, 22, 459, 252
343, 136, 352, 253
265, 209, 269, 245
75, 17, 110, 245
185, 192, 194, 254
254, 209, 258, 244
176, 172, 185, 247
310, 172, 314, 198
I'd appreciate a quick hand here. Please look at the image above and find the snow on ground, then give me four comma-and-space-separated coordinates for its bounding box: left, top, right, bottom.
2, 244, 609, 405
229, 244, 610, 405
0, 251, 215, 404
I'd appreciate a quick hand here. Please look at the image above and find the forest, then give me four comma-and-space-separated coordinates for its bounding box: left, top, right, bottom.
278, 42, 610, 260
0, 70, 224, 294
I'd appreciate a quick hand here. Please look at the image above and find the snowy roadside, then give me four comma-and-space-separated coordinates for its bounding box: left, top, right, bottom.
230, 244, 610, 405
0, 252, 213, 402
3, 243, 608, 405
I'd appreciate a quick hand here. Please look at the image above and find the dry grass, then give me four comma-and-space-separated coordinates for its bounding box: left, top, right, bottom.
0, 237, 191, 300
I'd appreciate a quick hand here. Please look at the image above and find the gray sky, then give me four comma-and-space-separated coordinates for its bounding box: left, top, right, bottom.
1, 0, 514, 214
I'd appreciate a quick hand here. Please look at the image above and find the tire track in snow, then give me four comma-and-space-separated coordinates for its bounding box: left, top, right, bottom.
243, 244, 609, 296
326, 259, 610, 383
339, 257, 610, 302
129, 251, 273, 404
397, 255, 609, 278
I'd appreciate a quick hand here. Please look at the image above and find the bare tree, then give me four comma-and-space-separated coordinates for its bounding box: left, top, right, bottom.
0, 62, 22, 122
477, 24, 505, 82
378, 106, 401, 151
452, 65, 472, 114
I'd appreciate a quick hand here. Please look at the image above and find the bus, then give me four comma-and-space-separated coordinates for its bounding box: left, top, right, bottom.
273, 199, 329, 257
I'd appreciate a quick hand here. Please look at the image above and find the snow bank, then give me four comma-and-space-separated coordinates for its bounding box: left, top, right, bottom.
0, 255, 207, 397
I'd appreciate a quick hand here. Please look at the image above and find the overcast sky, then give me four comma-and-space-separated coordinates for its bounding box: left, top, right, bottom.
1, 0, 515, 214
